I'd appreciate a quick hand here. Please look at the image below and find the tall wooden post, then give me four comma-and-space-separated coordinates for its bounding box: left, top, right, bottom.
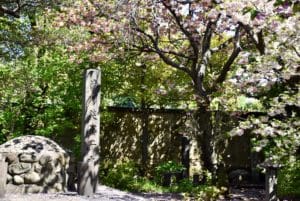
0, 155, 7, 198
78, 69, 101, 196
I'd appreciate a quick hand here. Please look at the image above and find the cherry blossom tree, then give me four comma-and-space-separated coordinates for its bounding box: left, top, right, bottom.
57, 0, 299, 178
228, 1, 300, 164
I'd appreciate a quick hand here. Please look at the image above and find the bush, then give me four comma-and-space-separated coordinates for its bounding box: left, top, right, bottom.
100, 160, 225, 200
155, 161, 186, 175
191, 185, 225, 201
169, 179, 194, 193
278, 160, 300, 198
100, 161, 164, 192
100, 161, 139, 191
154, 161, 185, 184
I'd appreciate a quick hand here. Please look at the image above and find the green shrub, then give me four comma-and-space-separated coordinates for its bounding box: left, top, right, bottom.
190, 185, 225, 201
100, 161, 164, 192
100, 160, 224, 200
154, 161, 186, 185
278, 160, 300, 197
132, 178, 165, 193
169, 179, 194, 193
100, 161, 139, 191
155, 161, 186, 174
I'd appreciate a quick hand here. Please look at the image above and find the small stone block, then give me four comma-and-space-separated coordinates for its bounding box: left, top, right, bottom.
8, 163, 31, 175
13, 175, 24, 185
19, 153, 40, 163
24, 172, 41, 184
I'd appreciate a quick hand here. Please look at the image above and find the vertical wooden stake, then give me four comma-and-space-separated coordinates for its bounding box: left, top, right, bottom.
78, 69, 101, 196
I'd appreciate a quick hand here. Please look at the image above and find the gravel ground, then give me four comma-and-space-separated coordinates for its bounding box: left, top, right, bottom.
1, 186, 266, 201
1, 185, 183, 201
219, 188, 265, 201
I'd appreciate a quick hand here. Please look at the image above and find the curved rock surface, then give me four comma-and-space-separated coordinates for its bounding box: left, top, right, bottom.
0, 135, 70, 194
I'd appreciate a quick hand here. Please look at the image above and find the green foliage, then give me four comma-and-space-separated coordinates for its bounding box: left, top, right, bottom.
100, 161, 224, 200
155, 161, 186, 174
0, 45, 84, 154
236, 95, 264, 111
278, 160, 300, 197
100, 161, 140, 191
100, 161, 165, 193
112, 96, 137, 108
169, 179, 194, 193
101, 57, 194, 109
132, 178, 165, 193
154, 161, 186, 186
190, 185, 225, 201
171, 180, 224, 200
0, 16, 30, 59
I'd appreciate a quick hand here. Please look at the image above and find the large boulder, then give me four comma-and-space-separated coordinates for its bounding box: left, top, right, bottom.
0, 135, 70, 193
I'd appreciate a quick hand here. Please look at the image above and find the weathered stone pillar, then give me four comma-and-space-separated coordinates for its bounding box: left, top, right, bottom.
0, 155, 7, 198
78, 69, 101, 196
265, 168, 278, 201
261, 160, 283, 201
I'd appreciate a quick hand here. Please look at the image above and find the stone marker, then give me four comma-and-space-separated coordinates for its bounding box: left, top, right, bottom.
0, 155, 8, 198
78, 69, 101, 196
260, 160, 283, 201
0, 135, 70, 194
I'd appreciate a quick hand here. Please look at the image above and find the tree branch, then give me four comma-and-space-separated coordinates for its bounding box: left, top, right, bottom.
291, 45, 300, 57
214, 25, 242, 86
201, 14, 221, 56
210, 37, 234, 53
0, 6, 20, 18
202, 21, 213, 56
240, 23, 265, 55
196, 15, 221, 78
161, 1, 199, 69
131, 20, 192, 76
156, 48, 193, 76
159, 49, 193, 59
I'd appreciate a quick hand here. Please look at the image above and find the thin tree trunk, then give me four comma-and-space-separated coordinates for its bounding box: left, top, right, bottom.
141, 108, 149, 175
140, 64, 149, 175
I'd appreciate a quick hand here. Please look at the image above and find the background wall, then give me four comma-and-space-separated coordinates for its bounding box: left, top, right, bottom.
99, 107, 262, 178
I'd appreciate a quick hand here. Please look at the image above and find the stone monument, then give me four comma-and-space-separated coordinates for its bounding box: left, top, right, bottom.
260, 160, 283, 201
77, 69, 101, 196
0, 135, 70, 194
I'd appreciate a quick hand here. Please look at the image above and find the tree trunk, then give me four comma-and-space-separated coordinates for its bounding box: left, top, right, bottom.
195, 106, 217, 182
140, 64, 149, 175
140, 109, 149, 175
181, 135, 190, 178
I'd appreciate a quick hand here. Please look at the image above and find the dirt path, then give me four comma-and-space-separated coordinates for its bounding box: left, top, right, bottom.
218, 188, 265, 201
1, 185, 182, 201
1, 186, 265, 201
